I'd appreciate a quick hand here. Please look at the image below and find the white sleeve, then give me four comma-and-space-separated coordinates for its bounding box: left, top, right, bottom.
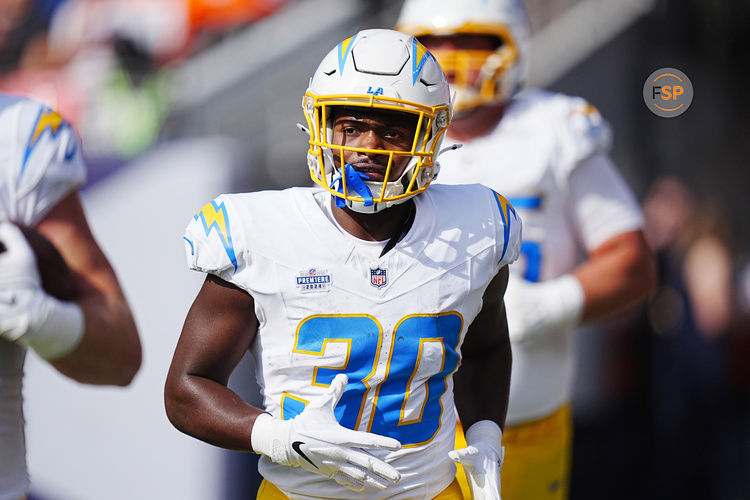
1, 99, 86, 225
489, 189, 522, 268
568, 153, 644, 251
555, 97, 612, 177
183, 195, 245, 284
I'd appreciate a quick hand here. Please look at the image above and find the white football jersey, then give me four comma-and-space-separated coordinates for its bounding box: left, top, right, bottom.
437, 89, 644, 424
184, 185, 521, 499
0, 94, 86, 500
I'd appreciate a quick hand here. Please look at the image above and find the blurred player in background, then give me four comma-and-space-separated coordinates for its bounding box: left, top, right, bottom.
397, 1, 655, 498
165, 29, 520, 499
0, 92, 141, 500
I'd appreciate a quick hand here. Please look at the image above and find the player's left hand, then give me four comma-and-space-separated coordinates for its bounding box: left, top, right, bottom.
449, 420, 504, 500
503, 274, 584, 344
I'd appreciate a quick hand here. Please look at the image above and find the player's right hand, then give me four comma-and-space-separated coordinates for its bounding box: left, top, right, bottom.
0, 221, 45, 342
251, 373, 402, 492
0, 221, 84, 358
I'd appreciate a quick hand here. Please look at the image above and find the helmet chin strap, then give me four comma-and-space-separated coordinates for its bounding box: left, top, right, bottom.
330, 163, 373, 208
345, 180, 410, 214
330, 163, 412, 214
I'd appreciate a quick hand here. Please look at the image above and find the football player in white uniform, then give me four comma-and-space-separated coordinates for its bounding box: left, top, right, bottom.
165, 29, 521, 499
396, 1, 655, 499
0, 94, 142, 500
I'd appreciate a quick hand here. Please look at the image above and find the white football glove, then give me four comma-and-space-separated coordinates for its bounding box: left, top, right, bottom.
0, 221, 83, 358
503, 274, 585, 345
449, 420, 504, 500
251, 373, 402, 492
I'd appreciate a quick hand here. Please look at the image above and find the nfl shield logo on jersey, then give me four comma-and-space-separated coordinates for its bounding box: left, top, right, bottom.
370, 267, 387, 288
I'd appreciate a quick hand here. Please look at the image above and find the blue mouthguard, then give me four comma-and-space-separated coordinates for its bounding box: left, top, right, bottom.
330, 163, 373, 208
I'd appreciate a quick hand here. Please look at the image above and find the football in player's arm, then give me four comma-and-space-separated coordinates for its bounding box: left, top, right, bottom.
165, 29, 520, 499
1, 192, 142, 384
0, 93, 142, 500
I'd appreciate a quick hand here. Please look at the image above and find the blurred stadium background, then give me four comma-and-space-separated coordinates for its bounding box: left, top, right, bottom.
2, 0, 748, 499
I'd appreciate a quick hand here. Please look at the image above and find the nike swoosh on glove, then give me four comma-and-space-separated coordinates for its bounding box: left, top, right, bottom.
251, 373, 402, 492
503, 274, 584, 345
449, 420, 504, 500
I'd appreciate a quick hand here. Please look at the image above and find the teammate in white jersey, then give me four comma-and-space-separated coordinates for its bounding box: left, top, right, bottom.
396, 1, 656, 499
165, 29, 521, 499
0, 94, 141, 500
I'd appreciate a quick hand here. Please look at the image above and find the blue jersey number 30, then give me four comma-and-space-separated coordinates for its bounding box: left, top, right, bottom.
282, 313, 462, 447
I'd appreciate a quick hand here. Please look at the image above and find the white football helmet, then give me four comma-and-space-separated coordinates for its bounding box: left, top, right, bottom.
395, 0, 530, 114
303, 29, 452, 213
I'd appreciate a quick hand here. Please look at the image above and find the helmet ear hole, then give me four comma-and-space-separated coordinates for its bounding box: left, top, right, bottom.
488, 35, 505, 50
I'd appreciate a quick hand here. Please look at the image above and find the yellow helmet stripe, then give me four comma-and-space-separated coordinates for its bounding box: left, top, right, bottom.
338, 33, 358, 74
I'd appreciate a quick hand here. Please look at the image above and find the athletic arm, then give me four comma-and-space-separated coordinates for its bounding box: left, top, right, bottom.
574, 229, 655, 321
36, 191, 141, 386
164, 273, 265, 451
568, 153, 656, 321
453, 266, 511, 431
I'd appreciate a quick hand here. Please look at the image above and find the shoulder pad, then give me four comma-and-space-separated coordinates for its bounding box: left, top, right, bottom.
490, 189, 522, 267
0, 98, 86, 224
561, 97, 612, 167
184, 196, 241, 279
